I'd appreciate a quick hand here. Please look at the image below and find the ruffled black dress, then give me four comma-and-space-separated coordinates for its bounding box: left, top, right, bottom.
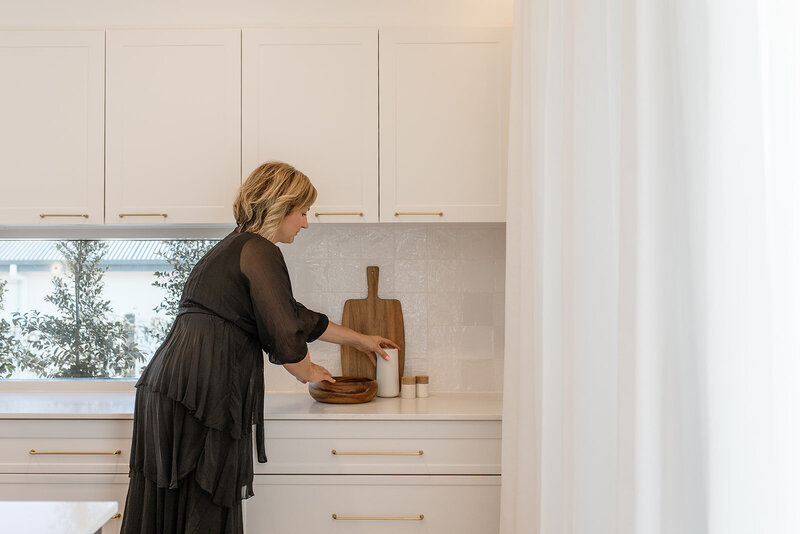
120, 230, 328, 534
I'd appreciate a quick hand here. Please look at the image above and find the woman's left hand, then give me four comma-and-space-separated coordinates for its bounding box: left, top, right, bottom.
355, 335, 400, 366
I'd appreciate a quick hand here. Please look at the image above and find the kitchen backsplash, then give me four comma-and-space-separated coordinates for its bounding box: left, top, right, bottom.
265, 223, 506, 394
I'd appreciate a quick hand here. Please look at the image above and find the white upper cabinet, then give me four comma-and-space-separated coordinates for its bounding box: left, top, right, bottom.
0, 31, 105, 225
379, 28, 511, 222
242, 29, 378, 223
105, 30, 241, 224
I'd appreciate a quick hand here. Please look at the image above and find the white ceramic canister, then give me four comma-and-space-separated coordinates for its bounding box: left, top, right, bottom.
400, 376, 417, 399
376, 347, 400, 397
415, 375, 429, 398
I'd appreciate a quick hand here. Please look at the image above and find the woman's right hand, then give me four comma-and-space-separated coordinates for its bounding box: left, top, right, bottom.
283, 353, 335, 384
303, 362, 335, 384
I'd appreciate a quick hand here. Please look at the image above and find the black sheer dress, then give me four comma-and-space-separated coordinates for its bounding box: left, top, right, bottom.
120, 230, 328, 534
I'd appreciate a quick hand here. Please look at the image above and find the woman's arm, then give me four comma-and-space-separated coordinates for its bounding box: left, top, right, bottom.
317, 321, 400, 365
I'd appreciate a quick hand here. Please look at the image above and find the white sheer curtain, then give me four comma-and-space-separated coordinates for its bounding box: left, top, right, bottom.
501, 1, 800, 533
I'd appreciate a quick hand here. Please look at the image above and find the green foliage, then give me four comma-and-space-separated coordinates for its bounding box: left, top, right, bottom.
0, 280, 20, 378
144, 240, 217, 344
12, 241, 145, 378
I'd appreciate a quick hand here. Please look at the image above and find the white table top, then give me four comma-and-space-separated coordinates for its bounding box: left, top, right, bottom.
0, 501, 118, 534
0, 392, 502, 421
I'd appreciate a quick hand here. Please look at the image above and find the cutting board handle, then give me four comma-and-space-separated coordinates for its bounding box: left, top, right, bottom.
366, 266, 379, 299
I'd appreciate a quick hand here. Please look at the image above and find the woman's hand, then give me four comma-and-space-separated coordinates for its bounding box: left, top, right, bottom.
354, 334, 401, 366
298, 362, 335, 384
283, 353, 335, 384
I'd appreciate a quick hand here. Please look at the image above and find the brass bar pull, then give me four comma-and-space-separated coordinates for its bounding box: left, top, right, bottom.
119, 213, 168, 218
332, 514, 424, 521
39, 214, 89, 219
394, 211, 444, 216
29, 449, 122, 455
331, 449, 423, 456
314, 212, 364, 216
111, 513, 121, 520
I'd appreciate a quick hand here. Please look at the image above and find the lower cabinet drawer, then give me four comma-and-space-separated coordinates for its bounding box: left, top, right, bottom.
258, 419, 501, 475
244, 475, 500, 534
0, 473, 128, 534
0, 420, 132, 474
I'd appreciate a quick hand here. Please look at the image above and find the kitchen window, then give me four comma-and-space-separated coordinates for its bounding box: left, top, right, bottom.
0, 238, 218, 380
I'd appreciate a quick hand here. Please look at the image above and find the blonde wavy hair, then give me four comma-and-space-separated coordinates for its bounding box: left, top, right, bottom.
233, 161, 317, 241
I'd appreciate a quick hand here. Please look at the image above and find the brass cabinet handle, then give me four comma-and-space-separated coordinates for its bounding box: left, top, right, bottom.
119, 213, 168, 218
331, 449, 423, 456
332, 514, 424, 521
111, 513, 121, 520
394, 211, 444, 216
39, 214, 89, 219
314, 212, 364, 216
29, 449, 122, 455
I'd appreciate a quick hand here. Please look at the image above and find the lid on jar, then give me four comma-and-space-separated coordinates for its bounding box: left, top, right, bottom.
415, 375, 429, 384
401, 376, 416, 385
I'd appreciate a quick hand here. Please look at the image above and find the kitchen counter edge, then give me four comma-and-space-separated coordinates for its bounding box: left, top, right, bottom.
0, 392, 502, 421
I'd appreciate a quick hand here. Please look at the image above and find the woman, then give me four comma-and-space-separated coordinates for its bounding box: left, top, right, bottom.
121, 161, 397, 534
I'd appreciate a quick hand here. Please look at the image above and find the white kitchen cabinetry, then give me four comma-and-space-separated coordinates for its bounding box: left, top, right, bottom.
242, 29, 378, 223
246, 475, 500, 533
0, 31, 105, 225
255, 419, 500, 475
105, 29, 241, 224
0, 418, 133, 534
379, 28, 511, 222
0, 397, 500, 533
246, 416, 501, 533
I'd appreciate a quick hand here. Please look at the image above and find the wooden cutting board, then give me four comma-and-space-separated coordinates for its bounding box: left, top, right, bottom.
340, 266, 405, 381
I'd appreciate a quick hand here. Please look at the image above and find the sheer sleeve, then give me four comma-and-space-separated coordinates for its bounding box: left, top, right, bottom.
240, 237, 329, 365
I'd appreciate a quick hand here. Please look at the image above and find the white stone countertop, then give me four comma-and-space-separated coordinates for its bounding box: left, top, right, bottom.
0, 501, 118, 534
0, 392, 502, 421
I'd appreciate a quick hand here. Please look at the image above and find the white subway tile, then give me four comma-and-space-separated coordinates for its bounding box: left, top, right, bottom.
294, 227, 328, 259
394, 225, 427, 259
360, 226, 396, 259
394, 260, 427, 293
428, 293, 463, 325
459, 359, 499, 393
324, 226, 364, 259
427, 227, 460, 259
328, 261, 371, 293
493, 292, 505, 327
397, 293, 427, 326
461, 293, 494, 325
404, 326, 427, 356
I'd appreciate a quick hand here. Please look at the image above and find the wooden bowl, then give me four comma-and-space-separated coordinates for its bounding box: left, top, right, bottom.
308, 377, 377, 404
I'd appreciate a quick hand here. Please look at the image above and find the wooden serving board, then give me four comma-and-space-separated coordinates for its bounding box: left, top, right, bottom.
340, 266, 405, 382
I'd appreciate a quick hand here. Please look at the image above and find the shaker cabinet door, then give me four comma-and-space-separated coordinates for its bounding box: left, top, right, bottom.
379, 28, 511, 223
106, 29, 241, 224
242, 28, 378, 223
0, 31, 105, 225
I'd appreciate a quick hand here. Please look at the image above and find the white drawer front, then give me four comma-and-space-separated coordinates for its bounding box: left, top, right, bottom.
0, 473, 129, 534
245, 475, 500, 534
0, 420, 132, 474
256, 419, 501, 475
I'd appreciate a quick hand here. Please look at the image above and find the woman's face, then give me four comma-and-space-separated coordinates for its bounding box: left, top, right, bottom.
273, 207, 310, 244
